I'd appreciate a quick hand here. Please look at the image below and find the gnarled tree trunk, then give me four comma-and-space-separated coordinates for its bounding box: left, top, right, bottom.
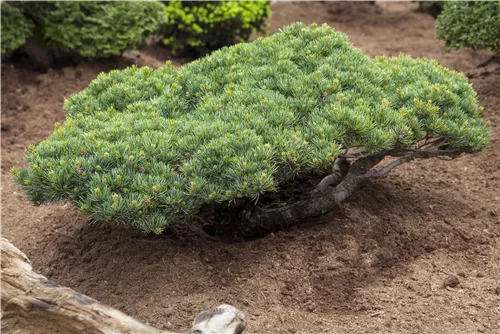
0, 238, 245, 334
214, 156, 383, 239
211, 148, 461, 239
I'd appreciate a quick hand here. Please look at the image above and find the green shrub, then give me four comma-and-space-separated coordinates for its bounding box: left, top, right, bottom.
437, 1, 500, 53
418, 1, 444, 18
162, 1, 271, 54
1, 2, 34, 55
15, 1, 167, 57
12, 23, 489, 234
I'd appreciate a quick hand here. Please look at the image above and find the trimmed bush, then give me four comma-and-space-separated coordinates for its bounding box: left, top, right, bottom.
162, 1, 271, 54
14, 1, 167, 57
1, 2, 34, 55
437, 1, 500, 53
12, 23, 490, 235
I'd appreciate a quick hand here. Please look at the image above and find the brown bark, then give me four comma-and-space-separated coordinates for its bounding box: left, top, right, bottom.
315, 157, 346, 193
221, 156, 383, 239
1, 238, 245, 334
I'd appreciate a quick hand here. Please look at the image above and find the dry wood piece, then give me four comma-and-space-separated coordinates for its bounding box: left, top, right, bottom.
1, 237, 245, 334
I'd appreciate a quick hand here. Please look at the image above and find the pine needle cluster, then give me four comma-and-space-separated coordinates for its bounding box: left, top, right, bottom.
12, 23, 490, 234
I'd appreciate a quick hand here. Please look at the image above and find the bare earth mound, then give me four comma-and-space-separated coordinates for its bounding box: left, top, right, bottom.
2, 2, 499, 333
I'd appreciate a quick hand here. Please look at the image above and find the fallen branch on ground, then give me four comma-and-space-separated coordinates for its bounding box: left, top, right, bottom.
0, 237, 246, 334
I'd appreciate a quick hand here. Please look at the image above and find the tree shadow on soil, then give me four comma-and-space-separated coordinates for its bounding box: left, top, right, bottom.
300, 178, 477, 314
35, 176, 478, 319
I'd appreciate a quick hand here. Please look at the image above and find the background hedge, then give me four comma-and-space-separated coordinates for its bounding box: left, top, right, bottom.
437, 1, 500, 53
162, 1, 271, 54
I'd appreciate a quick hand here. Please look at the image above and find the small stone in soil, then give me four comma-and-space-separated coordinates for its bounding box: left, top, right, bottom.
442, 275, 460, 288
424, 244, 436, 253
306, 303, 316, 312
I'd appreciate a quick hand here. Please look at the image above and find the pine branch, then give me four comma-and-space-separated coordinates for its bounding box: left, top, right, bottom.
367, 155, 415, 178
315, 156, 346, 193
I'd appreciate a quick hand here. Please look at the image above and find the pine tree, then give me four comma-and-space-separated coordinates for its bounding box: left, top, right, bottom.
12, 23, 490, 237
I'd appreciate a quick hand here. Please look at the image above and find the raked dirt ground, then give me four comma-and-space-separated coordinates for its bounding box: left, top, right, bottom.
2, 2, 499, 333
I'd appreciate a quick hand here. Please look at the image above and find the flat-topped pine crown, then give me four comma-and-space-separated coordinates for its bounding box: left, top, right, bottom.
12, 23, 490, 234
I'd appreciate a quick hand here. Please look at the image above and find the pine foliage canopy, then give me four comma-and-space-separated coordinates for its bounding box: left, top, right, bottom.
12, 23, 490, 234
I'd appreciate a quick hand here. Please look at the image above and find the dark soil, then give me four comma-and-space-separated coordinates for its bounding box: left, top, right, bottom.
2, 2, 499, 333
